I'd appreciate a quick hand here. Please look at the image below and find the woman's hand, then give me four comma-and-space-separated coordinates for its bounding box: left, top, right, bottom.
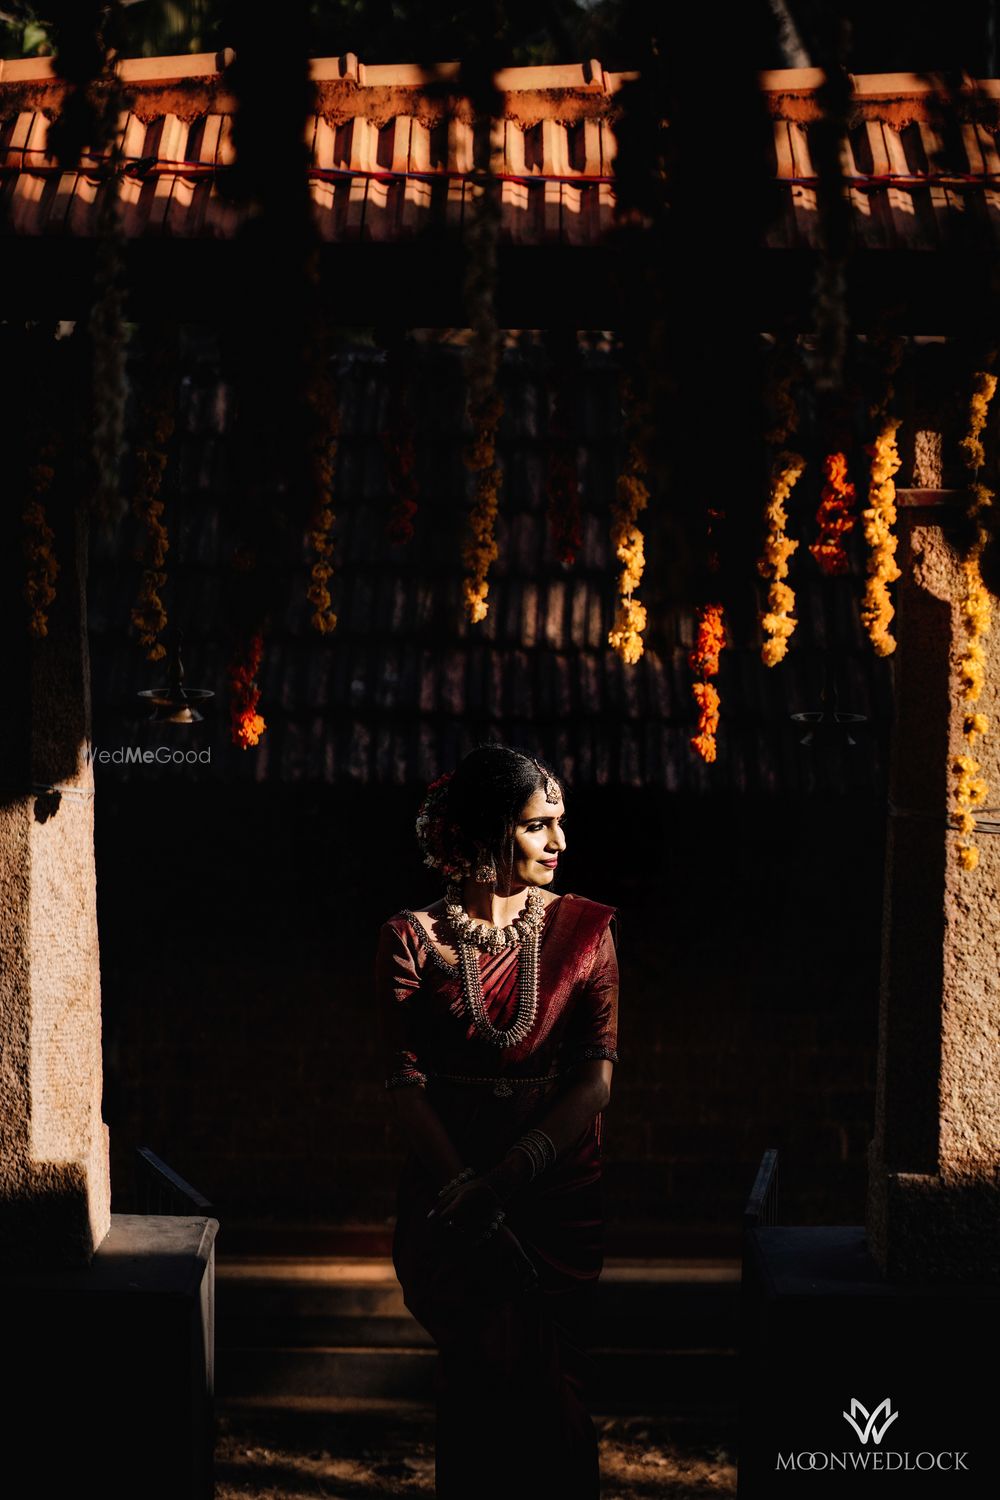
427, 1176, 540, 1303
426, 1177, 505, 1244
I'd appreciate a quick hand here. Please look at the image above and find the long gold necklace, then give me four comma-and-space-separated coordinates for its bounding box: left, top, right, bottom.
444, 882, 546, 1049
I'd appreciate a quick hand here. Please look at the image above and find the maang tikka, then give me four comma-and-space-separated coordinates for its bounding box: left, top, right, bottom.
532, 757, 561, 804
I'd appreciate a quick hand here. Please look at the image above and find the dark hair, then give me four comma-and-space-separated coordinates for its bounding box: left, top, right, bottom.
446, 744, 564, 895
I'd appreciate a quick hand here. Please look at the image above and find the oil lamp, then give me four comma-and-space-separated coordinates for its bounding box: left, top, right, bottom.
137, 627, 213, 724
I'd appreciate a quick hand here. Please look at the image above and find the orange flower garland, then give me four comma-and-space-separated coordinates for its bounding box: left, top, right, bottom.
22, 437, 59, 638
810, 451, 857, 576
689, 603, 726, 761
230, 633, 267, 749
608, 377, 649, 665
951, 370, 997, 871
757, 450, 805, 667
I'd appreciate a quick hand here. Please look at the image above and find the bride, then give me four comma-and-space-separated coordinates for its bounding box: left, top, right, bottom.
374, 743, 621, 1499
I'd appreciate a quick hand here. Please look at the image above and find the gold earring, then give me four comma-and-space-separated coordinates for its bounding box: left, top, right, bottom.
474, 857, 498, 886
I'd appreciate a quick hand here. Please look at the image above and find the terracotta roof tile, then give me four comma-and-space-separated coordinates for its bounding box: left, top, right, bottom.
3, 56, 999, 249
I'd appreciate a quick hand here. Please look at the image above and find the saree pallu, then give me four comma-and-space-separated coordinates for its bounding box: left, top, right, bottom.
375, 893, 621, 1499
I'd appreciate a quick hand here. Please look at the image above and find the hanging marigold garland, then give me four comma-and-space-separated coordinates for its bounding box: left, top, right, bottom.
764, 353, 799, 448
230, 632, 267, 750
22, 433, 59, 638
460, 104, 503, 625
689, 601, 726, 762
462, 387, 502, 623
130, 341, 177, 662
89, 66, 131, 534
689, 494, 727, 762
757, 337, 805, 667
951, 369, 997, 870
546, 332, 583, 567
810, 451, 857, 576
859, 338, 905, 656
305, 362, 340, 635
384, 337, 419, 546
859, 421, 903, 655
47, 6, 129, 533
757, 451, 805, 667
608, 374, 649, 665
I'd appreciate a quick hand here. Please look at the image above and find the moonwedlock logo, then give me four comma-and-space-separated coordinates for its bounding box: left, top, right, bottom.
843, 1398, 898, 1445
774, 1397, 970, 1473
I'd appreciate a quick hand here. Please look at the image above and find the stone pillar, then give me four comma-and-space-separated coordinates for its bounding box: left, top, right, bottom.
866, 491, 1000, 1281
0, 492, 111, 1268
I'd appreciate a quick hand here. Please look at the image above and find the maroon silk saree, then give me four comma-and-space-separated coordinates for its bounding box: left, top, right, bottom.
374, 892, 620, 1499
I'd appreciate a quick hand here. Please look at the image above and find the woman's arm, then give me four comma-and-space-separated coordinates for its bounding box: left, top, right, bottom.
481, 1058, 613, 1203
390, 1085, 467, 1184
392, 1057, 612, 1199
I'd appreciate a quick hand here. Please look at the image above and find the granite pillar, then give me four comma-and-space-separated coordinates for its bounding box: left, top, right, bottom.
866, 490, 1000, 1281
0, 488, 111, 1267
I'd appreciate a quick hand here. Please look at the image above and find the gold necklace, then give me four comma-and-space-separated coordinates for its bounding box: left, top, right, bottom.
444, 882, 546, 954
444, 882, 546, 1049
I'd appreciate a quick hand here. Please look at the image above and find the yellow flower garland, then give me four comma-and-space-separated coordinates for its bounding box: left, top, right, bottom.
462, 391, 503, 624
858, 337, 906, 657
859, 419, 903, 657
608, 377, 650, 665
757, 450, 805, 666
951, 371, 997, 870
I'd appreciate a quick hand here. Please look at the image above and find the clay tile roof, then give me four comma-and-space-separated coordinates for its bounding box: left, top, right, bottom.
2, 56, 998, 248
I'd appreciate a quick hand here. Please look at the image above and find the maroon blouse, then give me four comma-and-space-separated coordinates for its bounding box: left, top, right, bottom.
375, 891, 620, 1097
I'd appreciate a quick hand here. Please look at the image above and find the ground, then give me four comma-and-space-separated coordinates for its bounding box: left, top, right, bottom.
215, 1400, 737, 1498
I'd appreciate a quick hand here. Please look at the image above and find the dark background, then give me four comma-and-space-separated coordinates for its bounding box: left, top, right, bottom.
84, 332, 893, 1254
4, 1, 1000, 78
6, 0, 989, 1253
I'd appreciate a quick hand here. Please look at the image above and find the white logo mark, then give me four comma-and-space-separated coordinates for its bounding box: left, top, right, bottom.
843, 1397, 899, 1446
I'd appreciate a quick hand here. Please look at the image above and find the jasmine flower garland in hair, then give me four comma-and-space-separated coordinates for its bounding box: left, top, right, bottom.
415, 771, 471, 883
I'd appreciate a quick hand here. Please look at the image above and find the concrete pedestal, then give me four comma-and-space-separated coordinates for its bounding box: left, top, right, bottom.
6, 1214, 218, 1499
738, 1226, 999, 1497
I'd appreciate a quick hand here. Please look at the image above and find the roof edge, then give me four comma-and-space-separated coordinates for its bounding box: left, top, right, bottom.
0, 51, 636, 93
1, 53, 997, 99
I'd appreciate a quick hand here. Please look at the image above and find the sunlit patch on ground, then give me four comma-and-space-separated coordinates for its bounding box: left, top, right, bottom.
597, 1416, 737, 1498
215, 1402, 737, 1498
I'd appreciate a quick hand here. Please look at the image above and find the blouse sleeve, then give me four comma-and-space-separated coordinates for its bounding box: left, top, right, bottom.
564, 913, 620, 1067
374, 918, 428, 1091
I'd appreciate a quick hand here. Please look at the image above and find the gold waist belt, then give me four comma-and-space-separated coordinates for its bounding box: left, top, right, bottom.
428, 1070, 567, 1098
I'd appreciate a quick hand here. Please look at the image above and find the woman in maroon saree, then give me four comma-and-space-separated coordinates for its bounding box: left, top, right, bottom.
374, 745, 620, 1499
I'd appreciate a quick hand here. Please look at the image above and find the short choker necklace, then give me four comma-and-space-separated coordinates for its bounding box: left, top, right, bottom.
444, 882, 546, 955
444, 882, 547, 1049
